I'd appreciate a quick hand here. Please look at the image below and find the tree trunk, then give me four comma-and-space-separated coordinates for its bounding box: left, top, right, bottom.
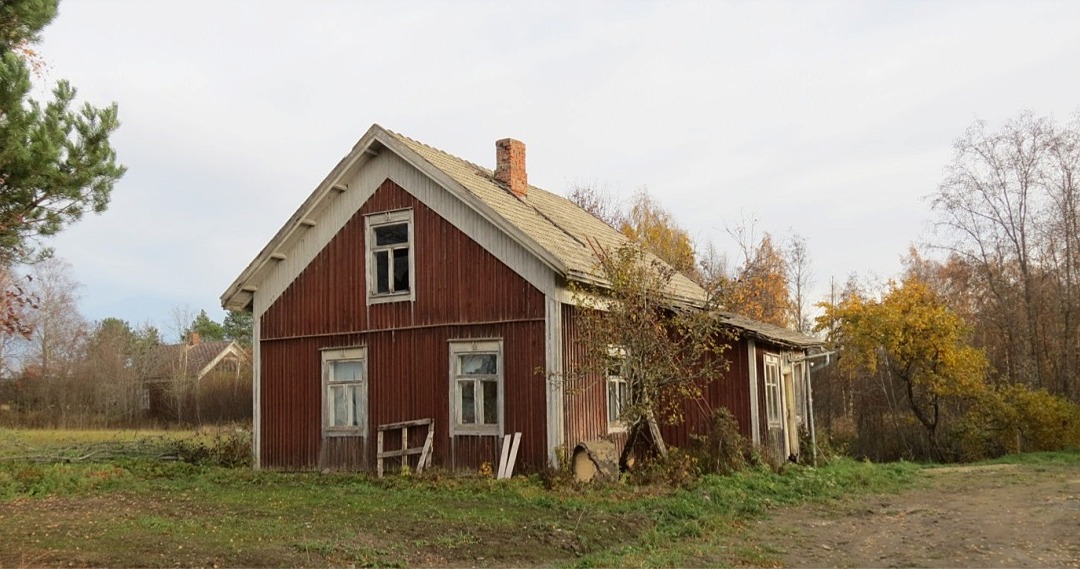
645, 409, 668, 457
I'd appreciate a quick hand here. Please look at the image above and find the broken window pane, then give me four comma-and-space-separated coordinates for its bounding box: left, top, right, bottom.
460, 381, 475, 424
460, 354, 497, 375
482, 380, 498, 425
375, 251, 390, 293
393, 248, 409, 292
374, 223, 408, 246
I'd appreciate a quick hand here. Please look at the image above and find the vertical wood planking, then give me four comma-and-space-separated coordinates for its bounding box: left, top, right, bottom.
258, 178, 550, 471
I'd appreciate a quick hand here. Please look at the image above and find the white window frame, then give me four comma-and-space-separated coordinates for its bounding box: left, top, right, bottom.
792, 360, 806, 424
322, 346, 368, 437
764, 352, 782, 427
448, 339, 503, 436
365, 209, 415, 304
606, 346, 629, 433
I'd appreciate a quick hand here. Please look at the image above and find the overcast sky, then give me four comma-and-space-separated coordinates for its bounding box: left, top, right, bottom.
33, 0, 1080, 339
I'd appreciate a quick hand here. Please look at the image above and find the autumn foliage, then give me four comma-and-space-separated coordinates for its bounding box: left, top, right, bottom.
818, 274, 1080, 460
717, 233, 793, 328
618, 191, 699, 280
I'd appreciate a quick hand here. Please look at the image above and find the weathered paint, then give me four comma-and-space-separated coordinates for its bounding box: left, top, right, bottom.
544, 295, 564, 466
258, 179, 548, 471
561, 303, 612, 449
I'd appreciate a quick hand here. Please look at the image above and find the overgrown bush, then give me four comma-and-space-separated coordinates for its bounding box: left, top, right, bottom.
164, 428, 252, 468
948, 384, 1080, 461
688, 408, 750, 474
627, 447, 699, 487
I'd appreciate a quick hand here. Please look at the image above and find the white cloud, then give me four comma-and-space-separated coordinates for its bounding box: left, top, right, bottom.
30, 0, 1080, 329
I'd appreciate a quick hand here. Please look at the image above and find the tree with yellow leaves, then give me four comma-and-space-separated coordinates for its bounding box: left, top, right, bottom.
618, 191, 699, 280
718, 232, 792, 328
817, 276, 988, 459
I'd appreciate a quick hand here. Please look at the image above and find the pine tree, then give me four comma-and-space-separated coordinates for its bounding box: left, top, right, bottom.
0, 0, 126, 264
184, 310, 226, 343
222, 310, 253, 347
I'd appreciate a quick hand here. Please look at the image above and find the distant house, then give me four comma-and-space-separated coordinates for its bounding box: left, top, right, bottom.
143, 334, 250, 423
222, 124, 821, 472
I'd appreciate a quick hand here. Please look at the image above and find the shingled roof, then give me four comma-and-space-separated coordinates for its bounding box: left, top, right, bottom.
717, 311, 821, 348
385, 129, 706, 304
222, 124, 820, 348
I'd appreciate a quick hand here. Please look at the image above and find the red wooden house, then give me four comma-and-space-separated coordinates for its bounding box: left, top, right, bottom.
221, 125, 821, 472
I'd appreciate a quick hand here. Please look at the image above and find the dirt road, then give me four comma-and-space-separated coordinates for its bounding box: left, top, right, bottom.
751, 461, 1080, 568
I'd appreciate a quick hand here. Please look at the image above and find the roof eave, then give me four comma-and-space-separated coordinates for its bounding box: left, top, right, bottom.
221, 125, 388, 312
222, 125, 573, 312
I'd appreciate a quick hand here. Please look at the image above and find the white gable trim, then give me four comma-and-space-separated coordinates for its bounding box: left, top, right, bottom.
247, 146, 558, 319
222, 128, 383, 312
223, 126, 567, 314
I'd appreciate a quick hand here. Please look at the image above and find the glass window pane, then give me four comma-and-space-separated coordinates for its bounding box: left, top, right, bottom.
331, 360, 364, 383
374, 223, 408, 246
460, 381, 475, 424
393, 248, 410, 292
482, 380, 498, 425
375, 251, 389, 293
608, 380, 618, 418
459, 354, 497, 375
350, 385, 361, 427
332, 385, 348, 427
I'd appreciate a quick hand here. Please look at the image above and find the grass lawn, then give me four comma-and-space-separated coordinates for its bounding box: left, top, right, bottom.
0, 428, 985, 567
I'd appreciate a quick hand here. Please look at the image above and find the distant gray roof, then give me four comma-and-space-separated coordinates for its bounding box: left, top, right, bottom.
147, 340, 248, 380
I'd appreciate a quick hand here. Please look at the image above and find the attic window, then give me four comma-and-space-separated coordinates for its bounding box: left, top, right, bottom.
365, 210, 415, 304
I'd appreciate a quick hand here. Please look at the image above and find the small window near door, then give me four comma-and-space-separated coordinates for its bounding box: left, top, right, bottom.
323, 346, 367, 436
764, 353, 782, 426
366, 210, 414, 304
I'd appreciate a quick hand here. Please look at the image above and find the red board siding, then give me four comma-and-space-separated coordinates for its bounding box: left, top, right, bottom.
259, 178, 548, 471
659, 334, 753, 446
262, 179, 545, 339
561, 304, 610, 448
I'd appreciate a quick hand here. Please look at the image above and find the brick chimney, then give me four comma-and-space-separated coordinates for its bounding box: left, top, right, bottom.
494, 138, 527, 198
189, 332, 201, 346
